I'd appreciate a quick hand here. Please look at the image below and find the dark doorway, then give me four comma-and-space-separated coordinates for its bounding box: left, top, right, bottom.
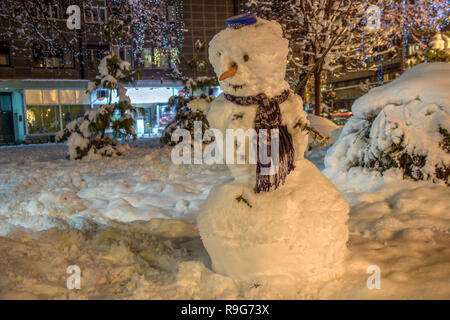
0, 93, 14, 144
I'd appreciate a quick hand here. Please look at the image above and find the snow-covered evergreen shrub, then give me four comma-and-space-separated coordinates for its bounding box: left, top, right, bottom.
56, 100, 135, 160
407, 32, 450, 67
57, 17, 138, 160
325, 63, 450, 185
160, 94, 213, 146
161, 40, 217, 146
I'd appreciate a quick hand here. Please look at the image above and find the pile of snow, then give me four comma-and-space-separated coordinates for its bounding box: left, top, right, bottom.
0, 144, 449, 299
0, 144, 230, 236
307, 114, 342, 149
429, 32, 450, 51
325, 63, 450, 185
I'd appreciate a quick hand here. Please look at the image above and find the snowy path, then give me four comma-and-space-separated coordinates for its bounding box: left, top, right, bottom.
0, 143, 449, 299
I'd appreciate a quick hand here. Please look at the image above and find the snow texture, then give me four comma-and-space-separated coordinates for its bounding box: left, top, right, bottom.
325, 63, 450, 184
307, 114, 342, 148
0, 142, 449, 299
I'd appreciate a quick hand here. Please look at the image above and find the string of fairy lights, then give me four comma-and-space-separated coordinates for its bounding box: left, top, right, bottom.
361, 0, 449, 87
27, 0, 185, 69
359, 0, 384, 86
24, 0, 449, 74
113, 0, 185, 66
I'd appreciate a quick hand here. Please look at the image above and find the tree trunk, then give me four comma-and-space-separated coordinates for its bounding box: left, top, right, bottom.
400, 40, 406, 73
298, 72, 307, 102
314, 64, 322, 116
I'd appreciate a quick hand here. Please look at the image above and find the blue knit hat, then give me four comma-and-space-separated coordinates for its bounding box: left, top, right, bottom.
226, 13, 257, 29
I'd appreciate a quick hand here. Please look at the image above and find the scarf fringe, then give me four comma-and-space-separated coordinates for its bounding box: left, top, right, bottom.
255, 125, 295, 193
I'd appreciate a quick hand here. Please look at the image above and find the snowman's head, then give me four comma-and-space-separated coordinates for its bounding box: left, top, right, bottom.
209, 18, 289, 97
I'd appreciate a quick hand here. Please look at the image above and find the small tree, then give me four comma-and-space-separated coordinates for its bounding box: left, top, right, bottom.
160, 40, 218, 145
56, 16, 138, 160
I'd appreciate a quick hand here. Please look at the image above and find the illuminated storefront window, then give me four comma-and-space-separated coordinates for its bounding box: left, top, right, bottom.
144, 49, 153, 69
23, 85, 182, 137
154, 48, 170, 69
145, 48, 178, 69
25, 89, 91, 134
26, 105, 60, 134
60, 90, 91, 127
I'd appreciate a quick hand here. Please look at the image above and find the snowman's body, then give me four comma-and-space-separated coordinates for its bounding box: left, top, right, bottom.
195, 17, 349, 293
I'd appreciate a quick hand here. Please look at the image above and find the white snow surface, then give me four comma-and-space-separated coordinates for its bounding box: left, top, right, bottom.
0, 142, 449, 299
325, 63, 450, 183
307, 114, 342, 148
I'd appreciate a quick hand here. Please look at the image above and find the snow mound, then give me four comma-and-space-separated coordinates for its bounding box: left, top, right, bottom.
1, 144, 450, 299
307, 114, 341, 148
197, 159, 349, 291
325, 63, 450, 185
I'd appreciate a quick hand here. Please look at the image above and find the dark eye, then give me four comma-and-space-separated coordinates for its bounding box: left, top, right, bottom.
217, 52, 221, 57
243, 54, 249, 62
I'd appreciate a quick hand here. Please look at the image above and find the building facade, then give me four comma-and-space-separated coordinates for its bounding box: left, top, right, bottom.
327, 45, 421, 111
0, 0, 241, 145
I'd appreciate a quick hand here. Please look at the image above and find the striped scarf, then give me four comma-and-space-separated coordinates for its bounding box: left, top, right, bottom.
224, 90, 295, 193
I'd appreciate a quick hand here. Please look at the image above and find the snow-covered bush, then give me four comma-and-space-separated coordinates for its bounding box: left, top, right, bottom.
325, 63, 450, 185
56, 101, 135, 160
407, 32, 450, 67
160, 40, 217, 146
160, 94, 213, 146
57, 17, 138, 160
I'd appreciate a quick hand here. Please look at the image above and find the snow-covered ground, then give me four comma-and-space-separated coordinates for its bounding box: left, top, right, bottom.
0, 141, 449, 299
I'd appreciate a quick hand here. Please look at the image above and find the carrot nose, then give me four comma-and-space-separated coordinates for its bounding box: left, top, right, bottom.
219, 63, 237, 81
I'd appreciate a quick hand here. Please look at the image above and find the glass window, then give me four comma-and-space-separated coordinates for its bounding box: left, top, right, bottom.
26, 105, 60, 134
87, 45, 108, 69
84, 8, 93, 22
154, 48, 169, 69
32, 45, 64, 69
25, 89, 92, 133
42, 90, 59, 105
0, 94, 12, 112
167, 6, 175, 22
75, 90, 91, 105
144, 49, 153, 68
59, 90, 91, 126
61, 105, 90, 128
99, 8, 107, 23
84, 4, 107, 23
25, 90, 59, 105
25, 90, 43, 105
0, 42, 10, 66
92, 8, 99, 22
169, 48, 178, 67
49, 4, 60, 19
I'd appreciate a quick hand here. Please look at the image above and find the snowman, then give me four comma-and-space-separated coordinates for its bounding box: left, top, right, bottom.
193, 14, 349, 294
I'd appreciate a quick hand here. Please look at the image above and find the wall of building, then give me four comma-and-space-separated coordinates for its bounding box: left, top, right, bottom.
0, 1, 241, 144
